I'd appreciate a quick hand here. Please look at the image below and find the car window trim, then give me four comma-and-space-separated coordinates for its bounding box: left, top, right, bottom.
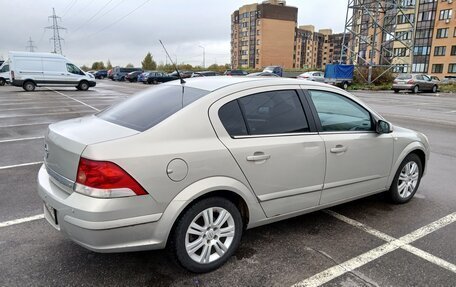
233, 132, 319, 139
302, 89, 375, 133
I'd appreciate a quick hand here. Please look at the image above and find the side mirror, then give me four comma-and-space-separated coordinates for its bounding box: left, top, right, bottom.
376, 120, 392, 134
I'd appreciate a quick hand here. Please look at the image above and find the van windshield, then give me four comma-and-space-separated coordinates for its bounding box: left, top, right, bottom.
98, 85, 210, 132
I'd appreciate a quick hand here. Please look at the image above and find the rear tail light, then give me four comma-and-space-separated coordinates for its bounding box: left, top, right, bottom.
407, 79, 414, 84
75, 158, 148, 198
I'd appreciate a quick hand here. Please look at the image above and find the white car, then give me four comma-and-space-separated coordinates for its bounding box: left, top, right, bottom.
38, 77, 429, 273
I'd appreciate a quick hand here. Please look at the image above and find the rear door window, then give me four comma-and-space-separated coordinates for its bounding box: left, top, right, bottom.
219, 90, 310, 137
98, 85, 209, 132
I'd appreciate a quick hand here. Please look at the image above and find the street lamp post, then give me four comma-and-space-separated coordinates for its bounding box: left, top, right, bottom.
198, 45, 205, 68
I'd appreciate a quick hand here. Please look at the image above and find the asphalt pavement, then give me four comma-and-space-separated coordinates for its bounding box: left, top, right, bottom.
0, 81, 455, 287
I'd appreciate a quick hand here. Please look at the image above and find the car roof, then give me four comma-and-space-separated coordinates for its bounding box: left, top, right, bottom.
164, 76, 329, 92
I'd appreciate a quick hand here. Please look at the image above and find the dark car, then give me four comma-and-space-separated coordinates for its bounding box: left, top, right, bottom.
145, 71, 178, 84
125, 71, 143, 82
94, 70, 108, 79
263, 66, 283, 77
169, 70, 193, 79
246, 72, 279, 77
191, 71, 219, 77
224, 69, 248, 76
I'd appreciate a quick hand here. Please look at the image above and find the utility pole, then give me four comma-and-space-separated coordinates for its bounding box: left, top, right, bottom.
45, 8, 66, 55
25, 37, 37, 52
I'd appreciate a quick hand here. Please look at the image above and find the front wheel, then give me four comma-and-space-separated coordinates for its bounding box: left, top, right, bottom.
388, 154, 422, 204
170, 197, 243, 273
394, 89, 399, 93
412, 85, 419, 94
78, 81, 89, 91
0, 78, 5, 86
342, 82, 348, 90
432, 85, 437, 93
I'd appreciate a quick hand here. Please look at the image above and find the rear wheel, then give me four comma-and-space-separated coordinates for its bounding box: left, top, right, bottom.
170, 197, 243, 273
389, 154, 422, 204
0, 78, 5, 86
432, 85, 437, 93
152, 79, 158, 85
394, 89, 399, 93
412, 85, 419, 94
342, 82, 349, 90
78, 81, 89, 91
23, 81, 35, 92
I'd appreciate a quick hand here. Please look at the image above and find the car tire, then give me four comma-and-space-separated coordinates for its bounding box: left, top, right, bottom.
412, 85, 419, 94
0, 78, 5, 86
153, 79, 158, 85
342, 82, 348, 90
388, 153, 422, 204
394, 89, 399, 93
78, 81, 89, 91
432, 85, 437, 93
23, 81, 35, 92
170, 197, 243, 273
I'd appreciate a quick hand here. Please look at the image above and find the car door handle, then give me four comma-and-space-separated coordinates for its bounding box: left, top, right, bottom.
330, 145, 347, 153
246, 154, 271, 162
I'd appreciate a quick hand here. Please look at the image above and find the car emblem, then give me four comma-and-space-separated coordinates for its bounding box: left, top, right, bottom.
44, 143, 49, 159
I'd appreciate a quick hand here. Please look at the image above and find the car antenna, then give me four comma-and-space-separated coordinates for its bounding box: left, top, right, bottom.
159, 40, 185, 84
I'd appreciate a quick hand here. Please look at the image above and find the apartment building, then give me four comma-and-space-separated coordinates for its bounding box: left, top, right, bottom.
231, 1, 348, 70
429, 0, 456, 78
347, 0, 455, 77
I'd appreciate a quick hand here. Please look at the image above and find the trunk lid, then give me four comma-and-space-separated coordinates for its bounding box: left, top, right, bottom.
44, 115, 139, 186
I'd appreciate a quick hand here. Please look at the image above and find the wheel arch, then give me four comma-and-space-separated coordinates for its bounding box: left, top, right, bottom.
387, 142, 428, 189
154, 176, 265, 248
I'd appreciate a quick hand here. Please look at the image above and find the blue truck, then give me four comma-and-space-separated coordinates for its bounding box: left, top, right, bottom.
324, 64, 354, 90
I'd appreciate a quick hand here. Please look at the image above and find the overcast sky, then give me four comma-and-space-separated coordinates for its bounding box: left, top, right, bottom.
0, 0, 347, 67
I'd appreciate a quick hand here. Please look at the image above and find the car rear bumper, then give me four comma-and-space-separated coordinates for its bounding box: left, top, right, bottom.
37, 165, 166, 252
392, 84, 414, 90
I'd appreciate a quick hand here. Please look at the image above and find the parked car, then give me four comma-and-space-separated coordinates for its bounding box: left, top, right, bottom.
94, 70, 108, 79
125, 71, 143, 82
297, 71, 325, 82
442, 76, 456, 84
138, 71, 151, 82
263, 66, 283, 77
224, 70, 248, 76
8, 51, 95, 91
246, 72, 279, 77
169, 70, 194, 79
38, 77, 429, 273
0, 60, 10, 86
112, 67, 143, 81
191, 71, 219, 77
392, 74, 438, 93
145, 71, 177, 84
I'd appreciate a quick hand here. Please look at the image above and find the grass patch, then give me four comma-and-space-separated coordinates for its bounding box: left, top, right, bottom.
439, 83, 456, 93
348, 83, 392, 91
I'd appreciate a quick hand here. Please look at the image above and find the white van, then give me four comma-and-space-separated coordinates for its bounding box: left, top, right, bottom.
9, 51, 96, 91
0, 60, 9, 86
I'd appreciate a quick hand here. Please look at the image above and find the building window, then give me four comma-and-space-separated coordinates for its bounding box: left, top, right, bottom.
434, 46, 446, 56
416, 29, 433, 39
454, 27, 456, 37
396, 31, 412, 40
432, 64, 443, 73
439, 9, 452, 20
412, 63, 428, 73
397, 14, 415, 24
436, 28, 449, 38
393, 64, 408, 73
401, 0, 416, 6
394, 48, 407, 57
451, 46, 456, 55
414, 46, 431, 55
417, 11, 435, 21
449, 64, 456, 73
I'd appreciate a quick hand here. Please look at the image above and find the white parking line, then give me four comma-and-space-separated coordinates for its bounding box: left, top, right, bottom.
0, 161, 43, 170
292, 212, 456, 287
0, 214, 44, 228
0, 136, 44, 143
46, 88, 100, 112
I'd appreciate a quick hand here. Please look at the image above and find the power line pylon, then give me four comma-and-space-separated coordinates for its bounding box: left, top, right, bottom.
25, 36, 37, 52
340, 0, 417, 84
45, 8, 66, 55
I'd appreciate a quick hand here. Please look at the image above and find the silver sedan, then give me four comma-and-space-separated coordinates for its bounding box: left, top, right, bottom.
38, 77, 430, 273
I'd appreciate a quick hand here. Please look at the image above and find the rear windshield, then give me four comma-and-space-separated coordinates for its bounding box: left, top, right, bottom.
98, 85, 210, 132
396, 74, 412, 80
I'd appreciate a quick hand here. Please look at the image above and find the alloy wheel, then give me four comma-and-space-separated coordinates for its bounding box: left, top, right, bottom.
397, 161, 419, 199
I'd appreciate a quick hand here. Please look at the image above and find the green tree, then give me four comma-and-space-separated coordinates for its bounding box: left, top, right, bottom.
106, 60, 112, 70
80, 65, 89, 71
91, 61, 105, 70
141, 52, 157, 70
125, 63, 134, 68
